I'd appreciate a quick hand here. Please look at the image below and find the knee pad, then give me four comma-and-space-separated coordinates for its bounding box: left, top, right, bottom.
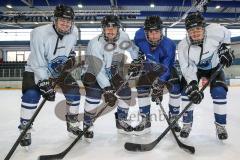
117, 85, 131, 98
211, 86, 227, 99
22, 88, 41, 104
136, 86, 150, 97
85, 83, 103, 100
169, 84, 181, 95
81, 72, 96, 86
64, 87, 81, 103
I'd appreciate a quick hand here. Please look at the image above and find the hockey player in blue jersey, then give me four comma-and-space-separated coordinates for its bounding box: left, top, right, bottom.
178, 12, 234, 140
82, 15, 140, 141
128, 16, 182, 135
18, 5, 82, 147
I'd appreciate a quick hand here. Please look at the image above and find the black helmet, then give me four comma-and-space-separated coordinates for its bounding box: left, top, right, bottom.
101, 15, 121, 43
101, 15, 121, 28
185, 12, 205, 30
144, 16, 163, 31
54, 4, 75, 20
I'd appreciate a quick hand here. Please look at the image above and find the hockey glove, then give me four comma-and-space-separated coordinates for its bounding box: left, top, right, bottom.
151, 79, 165, 104
37, 79, 56, 101
103, 86, 117, 107
218, 43, 235, 68
128, 59, 142, 77
57, 51, 76, 73
185, 80, 204, 104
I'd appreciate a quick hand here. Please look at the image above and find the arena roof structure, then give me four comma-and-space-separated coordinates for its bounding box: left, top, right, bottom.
0, 0, 240, 29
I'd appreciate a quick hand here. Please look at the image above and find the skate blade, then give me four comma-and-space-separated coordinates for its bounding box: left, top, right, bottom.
133, 128, 151, 136
68, 132, 83, 140
117, 129, 134, 135
21, 146, 30, 152
84, 137, 93, 143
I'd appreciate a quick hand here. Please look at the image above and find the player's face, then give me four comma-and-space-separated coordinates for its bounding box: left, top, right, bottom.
56, 17, 72, 34
147, 29, 161, 43
104, 26, 118, 41
187, 27, 204, 42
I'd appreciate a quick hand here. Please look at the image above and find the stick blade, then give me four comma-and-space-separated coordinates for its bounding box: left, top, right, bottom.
38, 153, 64, 160
124, 142, 155, 152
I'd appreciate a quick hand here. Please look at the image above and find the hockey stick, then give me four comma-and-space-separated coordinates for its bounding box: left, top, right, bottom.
4, 62, 84, 160
124, 64, 224, 152
38, 73, 133, 160
4, 98, 48, 160
157, 99, 195, 154
38, 102, 109, 160
169, 0, 210, 27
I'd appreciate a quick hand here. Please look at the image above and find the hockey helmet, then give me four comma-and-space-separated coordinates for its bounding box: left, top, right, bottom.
185, 12, 206, 45
185, 12, 205, 30
144, 16, 163, 31
101, 15, 121, 43
101, 15, 121, 28
54, 4, 75, 20
144, 16, 163, 47
54, 4, 75, 35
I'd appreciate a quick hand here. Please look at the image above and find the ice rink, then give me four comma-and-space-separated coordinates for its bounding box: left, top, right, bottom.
0, 87, 239, 160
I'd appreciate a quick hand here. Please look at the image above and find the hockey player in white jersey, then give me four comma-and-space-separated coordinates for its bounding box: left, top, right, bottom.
18, 5, 82, 147
178, 12, 234, 140
82, 15, 139, 141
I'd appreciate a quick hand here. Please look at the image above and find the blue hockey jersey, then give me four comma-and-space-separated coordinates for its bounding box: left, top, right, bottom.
134, 28, 176, 81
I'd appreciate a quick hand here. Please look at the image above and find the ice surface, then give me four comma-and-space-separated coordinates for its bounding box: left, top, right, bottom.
0, 87, 239, 160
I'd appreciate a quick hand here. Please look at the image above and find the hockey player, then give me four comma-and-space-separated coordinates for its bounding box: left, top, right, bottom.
18, 5, 82, 147
178, 12, 234, 140
83, 15, 139, 141
128, 16, 182, 135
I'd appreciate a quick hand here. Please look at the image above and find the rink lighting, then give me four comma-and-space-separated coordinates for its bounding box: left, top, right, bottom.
78, 4, 83, 8
6, 4, 13, 9
215, 5, 221, 9
150, 3, 155, 8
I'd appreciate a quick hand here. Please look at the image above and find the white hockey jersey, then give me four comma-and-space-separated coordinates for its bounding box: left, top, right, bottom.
25, 24, 78, 83
86, 30, 139, 88
177, 23, 231, 84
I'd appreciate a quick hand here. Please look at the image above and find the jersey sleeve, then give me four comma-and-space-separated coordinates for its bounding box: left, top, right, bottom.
220, 25, 231, 44
123, 32, 139, 60
27, 29, 49, 83
159, 40, 176, 82
177, 40, 198, 84
86, 39, 111, 89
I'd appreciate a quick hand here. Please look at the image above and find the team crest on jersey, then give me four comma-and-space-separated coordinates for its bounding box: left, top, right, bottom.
48, 56, 68, 78
197, 54, 213, 70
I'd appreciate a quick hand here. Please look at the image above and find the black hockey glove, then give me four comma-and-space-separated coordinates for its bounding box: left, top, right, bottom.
128, 59, 142, 77
218, 43, 235, 68
64, 55, 76, 71
151, 79, 165, 104
103, 86, 117, 107
57, 51, 76, 73
185, 80, 204, 104
37, 79, 56, 101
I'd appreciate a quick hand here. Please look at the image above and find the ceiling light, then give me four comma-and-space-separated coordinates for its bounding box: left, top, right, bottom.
215, 5, 221, 9
78, 4, 83, 8
150, 3, 155, 8
6, 4, 13, 9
